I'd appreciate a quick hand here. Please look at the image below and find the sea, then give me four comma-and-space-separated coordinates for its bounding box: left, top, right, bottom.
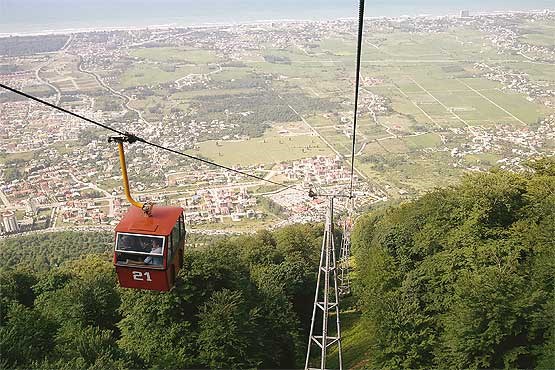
0, 0, 554, 36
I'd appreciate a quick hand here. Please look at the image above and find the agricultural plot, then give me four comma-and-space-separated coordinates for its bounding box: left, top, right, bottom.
130, 47, 221, 64
377, 72, 547, 129
265, 26, 553, 193
188, 129, 333, 166
120, 63, 212, 87
268, 30, 536, 147
88, 19, 554, 195
40, 54, 99, 93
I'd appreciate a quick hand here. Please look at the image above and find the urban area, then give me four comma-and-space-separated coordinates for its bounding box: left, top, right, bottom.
1, 10, 553, 236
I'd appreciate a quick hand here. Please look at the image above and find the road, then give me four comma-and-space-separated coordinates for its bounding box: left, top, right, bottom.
61, 34, 74, 52
35, 60, 62, 105
77, 56, 151, 124
409, 77, 475, 132
278, 95, 367, 181
456, 78, 526, 125
66, 171, 115, 217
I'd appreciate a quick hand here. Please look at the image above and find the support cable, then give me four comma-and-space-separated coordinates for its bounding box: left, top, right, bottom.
348, 0, 366, 198
0, 83, 300, 191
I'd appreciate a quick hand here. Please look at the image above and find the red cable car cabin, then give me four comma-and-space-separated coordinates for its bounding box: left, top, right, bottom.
113, 206, 186, 291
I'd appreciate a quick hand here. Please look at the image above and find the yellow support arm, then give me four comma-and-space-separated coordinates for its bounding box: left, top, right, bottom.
115, 140, 144, 210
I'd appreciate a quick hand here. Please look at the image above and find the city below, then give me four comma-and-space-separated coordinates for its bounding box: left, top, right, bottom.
1, 9, 554, 237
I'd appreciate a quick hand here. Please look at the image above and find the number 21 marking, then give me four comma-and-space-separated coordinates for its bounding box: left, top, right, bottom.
132, 271, 152, 282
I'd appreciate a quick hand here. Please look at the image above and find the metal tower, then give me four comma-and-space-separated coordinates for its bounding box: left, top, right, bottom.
338, 218, 351, 298
305, 196, 343, 370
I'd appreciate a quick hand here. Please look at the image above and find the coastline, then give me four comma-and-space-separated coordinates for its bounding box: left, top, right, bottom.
0, 8, 552, 39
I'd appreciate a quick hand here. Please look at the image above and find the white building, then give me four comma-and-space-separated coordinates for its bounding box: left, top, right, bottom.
1, 210, 19, 234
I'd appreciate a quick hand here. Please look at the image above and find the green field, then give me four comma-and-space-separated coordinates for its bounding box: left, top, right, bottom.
519, 33, 555, 47
326, 311, 373, 369
104, 18, 554, 196
188, 129, 334, 166
405, 133, 443, 149
120, 63, 211, 87
130, 47, 220, 63
0, 151, 34, 164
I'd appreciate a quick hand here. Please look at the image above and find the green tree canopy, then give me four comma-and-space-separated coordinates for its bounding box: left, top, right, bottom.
352, 159, 555, 369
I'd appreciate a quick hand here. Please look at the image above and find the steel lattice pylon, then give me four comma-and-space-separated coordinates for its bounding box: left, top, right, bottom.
305, 197, 342, 370
338, 219, 351, 298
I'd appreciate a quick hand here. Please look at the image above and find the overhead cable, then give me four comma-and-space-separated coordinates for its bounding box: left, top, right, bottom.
349, 0, 365, 198
0, 83, 299, 191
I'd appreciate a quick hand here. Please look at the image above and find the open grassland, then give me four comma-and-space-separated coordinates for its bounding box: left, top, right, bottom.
463, 153, 503, 166
130, 47, 221, 64
210, 67, 252, 81
505, 61, 555, 83
357, 118, 393, 140
519, 33, 555, 47
405, 132, 443, 149
120, 63, 211, 87
356, 151, 462, 193
518, 20, 555, 47
326, 311, 373, 369
188, 128, 334, 167
190, 213, 281, 233
0, 151, 34, 164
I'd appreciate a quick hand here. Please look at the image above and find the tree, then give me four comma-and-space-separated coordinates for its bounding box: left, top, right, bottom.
34, 256, 120, 331
42, 324, 128, 370
117, 278, 199, 368
0, 268, 37, 312
0, 302, 57, 368
197, 289, 260, 368
352, 159, 555, 369
1, 221, 329, 369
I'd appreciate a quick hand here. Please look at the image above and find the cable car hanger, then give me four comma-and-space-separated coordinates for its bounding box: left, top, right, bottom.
109, 134, 154, 216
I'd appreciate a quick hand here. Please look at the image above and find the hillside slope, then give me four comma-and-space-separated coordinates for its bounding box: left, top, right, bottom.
351, 158, 555, 369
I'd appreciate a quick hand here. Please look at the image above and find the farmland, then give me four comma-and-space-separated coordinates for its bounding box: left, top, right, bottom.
1, 11, 554, 231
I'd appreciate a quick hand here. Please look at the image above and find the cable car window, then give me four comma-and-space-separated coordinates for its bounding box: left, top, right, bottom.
115, 233, 164, 267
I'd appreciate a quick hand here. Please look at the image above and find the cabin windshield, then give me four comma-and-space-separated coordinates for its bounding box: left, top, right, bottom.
115, 233, 165, 267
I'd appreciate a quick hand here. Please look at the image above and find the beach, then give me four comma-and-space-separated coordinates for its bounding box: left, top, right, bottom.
1, 0, 554, 37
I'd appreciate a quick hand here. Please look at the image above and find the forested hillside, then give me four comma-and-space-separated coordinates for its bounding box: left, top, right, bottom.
0, 231, 227, 271
351, 158, 555, 369
0, 232, 113, 271
0, 224, 324, 369
1, 160, 554, 369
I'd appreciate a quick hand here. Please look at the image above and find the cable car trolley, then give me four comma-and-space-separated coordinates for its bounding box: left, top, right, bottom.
110, 135, 185, 291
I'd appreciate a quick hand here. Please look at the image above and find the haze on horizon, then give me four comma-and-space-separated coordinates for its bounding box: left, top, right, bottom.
1, 0, 554, 35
